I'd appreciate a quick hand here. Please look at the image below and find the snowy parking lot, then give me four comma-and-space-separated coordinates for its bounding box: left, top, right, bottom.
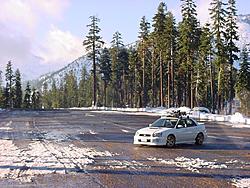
0, 110, 249, 187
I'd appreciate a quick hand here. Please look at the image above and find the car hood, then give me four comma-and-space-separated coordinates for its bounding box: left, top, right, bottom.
137, 127, 172, 135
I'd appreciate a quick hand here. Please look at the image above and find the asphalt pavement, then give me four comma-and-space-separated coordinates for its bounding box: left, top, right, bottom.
0, 109, 249, 188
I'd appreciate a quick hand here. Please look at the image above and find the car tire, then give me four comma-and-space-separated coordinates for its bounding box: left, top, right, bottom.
166, 135, 175, 148
195, 133, 204, 145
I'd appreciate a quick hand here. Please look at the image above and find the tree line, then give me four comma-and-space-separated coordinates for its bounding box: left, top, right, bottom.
81, 0, 249, 114
0, 0, 249, 115
0, 61, 42, 109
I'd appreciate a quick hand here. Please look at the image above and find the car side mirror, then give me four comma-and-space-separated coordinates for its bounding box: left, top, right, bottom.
149, 124, 152, 127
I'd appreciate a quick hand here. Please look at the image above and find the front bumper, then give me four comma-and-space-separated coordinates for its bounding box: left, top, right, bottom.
133, 136, 166, 146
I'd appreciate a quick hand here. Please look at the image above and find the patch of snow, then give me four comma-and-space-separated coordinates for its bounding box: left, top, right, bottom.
232, 178, 250, 188
89, 130, 97, 135
0, 127, 12, 130
94, 160, 149, 170
230, 112, 246, 124
0, 139, 116, 182
121, 129, 129, 133
148, 157, 227, 173
177, 106, 192, 113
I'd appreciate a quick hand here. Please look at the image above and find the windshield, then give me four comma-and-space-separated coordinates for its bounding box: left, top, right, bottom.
151, 118, 177, 128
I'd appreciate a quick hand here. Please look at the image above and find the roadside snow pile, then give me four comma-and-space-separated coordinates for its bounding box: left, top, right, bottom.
147, 157, 227, 173
0, 139, 116, 182
230, 112, 247, 124
194, 112, 250, 127
70, 106, 250, 125
232, 178, 250, 188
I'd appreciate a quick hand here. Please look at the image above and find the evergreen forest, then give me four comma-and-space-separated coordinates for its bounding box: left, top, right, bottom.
0, 0, 249, 115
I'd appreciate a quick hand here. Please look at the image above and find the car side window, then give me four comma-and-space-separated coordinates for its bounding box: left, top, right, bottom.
164, 120, 175, 128
186, 119, 196, 127
176, 120, 186, 129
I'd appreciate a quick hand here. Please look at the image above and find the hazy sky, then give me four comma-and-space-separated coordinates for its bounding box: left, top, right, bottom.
0, 0, 249, 80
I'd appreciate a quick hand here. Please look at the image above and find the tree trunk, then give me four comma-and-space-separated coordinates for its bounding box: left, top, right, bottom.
171, 45, 175, 107
160, 50, 163, 107
167, 60, 171, 108
151, 48, 155, 107
93, 42, 97, 107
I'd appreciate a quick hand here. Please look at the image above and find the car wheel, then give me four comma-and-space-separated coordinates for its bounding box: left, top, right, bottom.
166, 135, 175, 148
195, 133, 204, 145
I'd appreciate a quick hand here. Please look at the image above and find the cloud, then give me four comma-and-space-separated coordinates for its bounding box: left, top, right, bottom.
0, 0, 84, 80
0, 0, 36, 34
35, 25, 85, 68
30, 0, 70, 20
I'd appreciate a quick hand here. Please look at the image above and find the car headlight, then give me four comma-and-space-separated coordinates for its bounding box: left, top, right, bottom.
153, 132, 162, 137
135, 131, 140, 136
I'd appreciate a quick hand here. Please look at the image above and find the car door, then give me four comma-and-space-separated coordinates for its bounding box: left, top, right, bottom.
175, 119, 188, 143
185, 119, 198, 142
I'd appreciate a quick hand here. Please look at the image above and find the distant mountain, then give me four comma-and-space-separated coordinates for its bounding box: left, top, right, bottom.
31, 56, 91, 90
238, 14, 250, 48
238, 14, 250, 25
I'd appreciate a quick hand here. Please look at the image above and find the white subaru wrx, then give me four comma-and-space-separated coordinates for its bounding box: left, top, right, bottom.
133, 116, 207, 147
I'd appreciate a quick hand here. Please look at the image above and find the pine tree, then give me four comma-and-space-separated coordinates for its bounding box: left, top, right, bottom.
118, 47, 129, 106
225, 0, 239, 114
5, 61, 14, 108
83, 16, 104, 107
236, 47, 250, 115
42, 82, 51, 109
128, 47, 138, 107
165, 11, 177, 107
78, 66, 89, 107
35, 91, 42, 109
14, 69, 22, 108
152, 2, 167, 106
209, 0, 227, 112
196, 24, 212, 107
179, 0, 200, 108
138, 16, 151, 107
58, 81, 65, 108
0, 70, 4, 108
110, 31, 124, 107
51, 80, 59, 108
23, 82, 31, 109
65, 71, 78, 107
31, 87, 37, 109
99, 48, 112, 106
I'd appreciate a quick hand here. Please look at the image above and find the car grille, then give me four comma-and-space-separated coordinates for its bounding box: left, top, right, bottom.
139, 134, 151, 137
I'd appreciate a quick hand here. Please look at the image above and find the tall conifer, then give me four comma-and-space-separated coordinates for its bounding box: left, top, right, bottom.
83, 16, 104, 107
14, 69, 22, 108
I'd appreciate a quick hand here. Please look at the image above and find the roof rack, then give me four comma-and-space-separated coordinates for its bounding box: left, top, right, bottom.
162, 110, 187, 118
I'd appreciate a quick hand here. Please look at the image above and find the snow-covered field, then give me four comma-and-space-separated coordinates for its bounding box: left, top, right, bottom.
0, 139, 116, 182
